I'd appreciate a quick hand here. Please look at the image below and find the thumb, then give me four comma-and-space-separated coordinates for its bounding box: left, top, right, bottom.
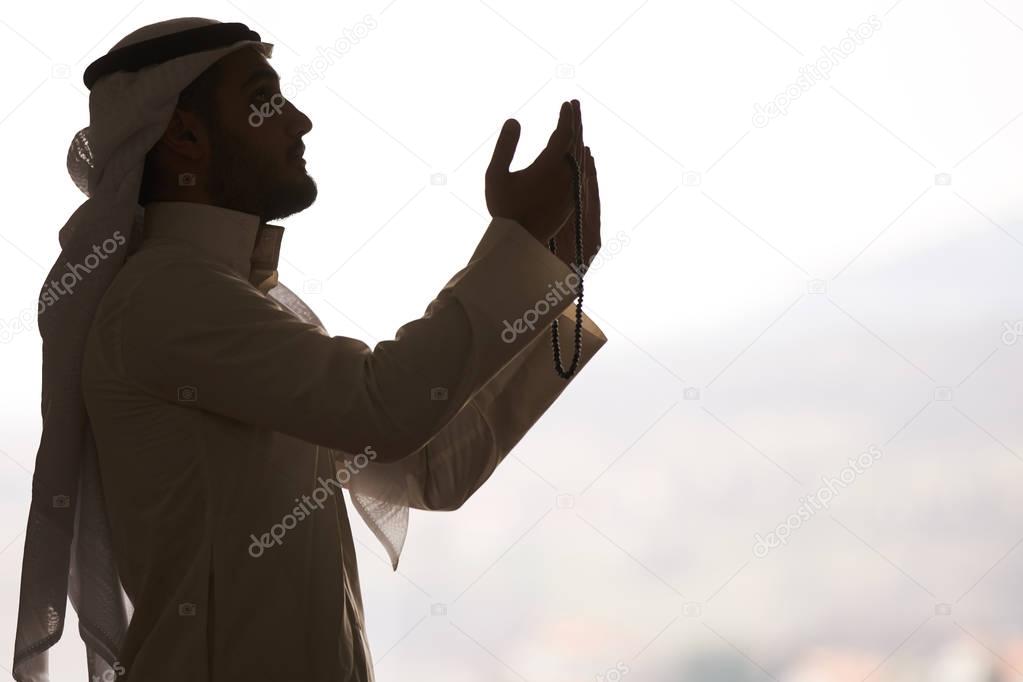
487, 118, 520, 175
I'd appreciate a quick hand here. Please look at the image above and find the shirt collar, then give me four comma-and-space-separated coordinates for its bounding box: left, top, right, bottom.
141, 201, 285, 291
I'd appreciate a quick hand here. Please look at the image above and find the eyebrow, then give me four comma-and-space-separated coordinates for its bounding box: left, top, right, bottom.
240, 67, 280, 91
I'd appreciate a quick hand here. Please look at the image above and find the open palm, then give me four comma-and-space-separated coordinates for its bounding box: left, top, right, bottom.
485, 100, 585, 244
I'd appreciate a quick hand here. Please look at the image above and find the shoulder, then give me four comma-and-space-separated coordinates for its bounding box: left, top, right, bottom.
93, 241, 279, 350
115, 242, 255, 308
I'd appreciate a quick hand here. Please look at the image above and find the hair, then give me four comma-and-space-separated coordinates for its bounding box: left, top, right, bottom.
137, 58, 225, 205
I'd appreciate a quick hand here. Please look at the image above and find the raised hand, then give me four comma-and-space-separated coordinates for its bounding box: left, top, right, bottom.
485, 100, 584, 244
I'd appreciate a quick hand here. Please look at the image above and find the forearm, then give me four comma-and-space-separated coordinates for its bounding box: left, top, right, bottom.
346, 305, 606, 511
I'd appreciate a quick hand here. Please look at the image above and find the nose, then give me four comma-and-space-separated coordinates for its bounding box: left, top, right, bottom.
286, 100, 313, 136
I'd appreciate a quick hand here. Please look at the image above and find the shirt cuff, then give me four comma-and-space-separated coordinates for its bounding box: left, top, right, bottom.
450, 216, 582, 346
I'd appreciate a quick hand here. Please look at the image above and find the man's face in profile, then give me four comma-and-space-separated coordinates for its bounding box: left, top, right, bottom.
204, 46, 316, 221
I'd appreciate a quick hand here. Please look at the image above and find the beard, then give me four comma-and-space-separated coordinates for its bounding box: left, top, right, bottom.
206, 121, 317, 222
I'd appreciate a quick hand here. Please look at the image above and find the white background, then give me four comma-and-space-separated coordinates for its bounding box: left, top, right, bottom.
2, 1, 1023, 680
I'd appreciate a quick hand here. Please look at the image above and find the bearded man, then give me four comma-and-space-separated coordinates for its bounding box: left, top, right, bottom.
13, 17, 605, 682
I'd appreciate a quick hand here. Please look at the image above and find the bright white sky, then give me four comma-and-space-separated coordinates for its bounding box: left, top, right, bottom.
2, 1, 1023, 680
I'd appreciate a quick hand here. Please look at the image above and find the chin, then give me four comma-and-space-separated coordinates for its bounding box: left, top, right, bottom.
264, 177, 317, 221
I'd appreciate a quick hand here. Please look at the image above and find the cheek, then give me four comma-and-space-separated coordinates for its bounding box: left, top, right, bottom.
242, 122, 289, 160
225, 128, 279, 164
215, 115, 288, 168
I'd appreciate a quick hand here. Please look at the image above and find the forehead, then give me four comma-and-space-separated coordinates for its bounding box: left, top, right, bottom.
216, 45, 277, 86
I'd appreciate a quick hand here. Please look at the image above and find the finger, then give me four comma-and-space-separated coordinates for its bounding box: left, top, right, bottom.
586, 146, 598, 198
586, 147, 600, 225
557, 101, 576, 150
573, 100, 584, 160
487, 118, 521, 176
581, 144, 592, 186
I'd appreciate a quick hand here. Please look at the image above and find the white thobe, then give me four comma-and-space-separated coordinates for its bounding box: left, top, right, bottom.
81, 200, 607, 681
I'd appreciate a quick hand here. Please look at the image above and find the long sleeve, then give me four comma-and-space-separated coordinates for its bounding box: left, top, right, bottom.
422, 304, 606, 509
339, 304, 606, 512
415, 218, 606, 509
335, 212, 606, 516
118, 216, 581, 465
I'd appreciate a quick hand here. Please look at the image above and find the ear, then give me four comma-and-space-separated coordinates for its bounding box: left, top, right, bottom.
159, 109, 209, 162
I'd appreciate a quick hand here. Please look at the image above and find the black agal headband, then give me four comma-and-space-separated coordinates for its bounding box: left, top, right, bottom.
83, 22, 261, 90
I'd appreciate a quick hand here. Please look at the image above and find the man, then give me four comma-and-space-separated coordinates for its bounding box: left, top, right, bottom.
14, 17, 605, 682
